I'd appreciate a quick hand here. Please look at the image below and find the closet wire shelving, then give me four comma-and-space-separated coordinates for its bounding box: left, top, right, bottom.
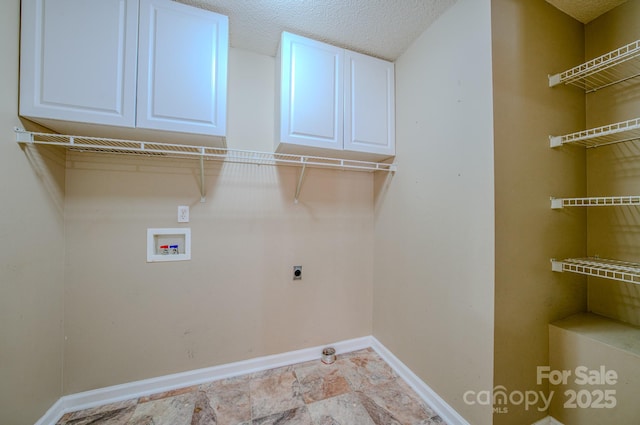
548, 39, 640, 92
550, 195, 640, 209
551, 258, 640, 285
15, 129, 396, 203
549, 39, 640, 284
549, 116, 640, 148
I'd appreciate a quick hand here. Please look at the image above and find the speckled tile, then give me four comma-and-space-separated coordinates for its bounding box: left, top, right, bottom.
382, 378, 444, 424
56, 405, 136, 425
252, 406, 313, 425
200, 375, 252, 425
250, 364, 296, 380
190, 390, 217, 425
336, 349, 397, 391
357, 378, 438, 425
128, 393, 195, 425
250, 367, 305, 419
53, 349, 445, 425
356, 391, 403, 425
306, 393, 376, 425
57, 399, 137, 425
137, 385, 198, 403
294, 362, 351, 404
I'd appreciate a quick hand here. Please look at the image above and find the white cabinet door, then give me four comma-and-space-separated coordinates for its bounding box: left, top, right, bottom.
344, 51, 395, 156
137, 0, 228, 136
279, 32, 343, 151
20, 0, 138, 127
277, 32, 395, 160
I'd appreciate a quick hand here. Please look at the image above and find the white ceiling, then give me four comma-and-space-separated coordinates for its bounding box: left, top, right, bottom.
175, 0, 630, 61
177, 0, 456, 61
545, 0, 628, 23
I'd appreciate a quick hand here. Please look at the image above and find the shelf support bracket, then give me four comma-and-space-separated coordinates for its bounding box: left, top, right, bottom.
15, 127, 32, 143
549, 135, 563, 148
550, 197, 564, 209
551, 259, 564, 272
294, 159, 307, 204
199, 150, 206, 203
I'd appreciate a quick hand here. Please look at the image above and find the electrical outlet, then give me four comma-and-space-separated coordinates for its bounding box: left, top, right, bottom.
178, 205, 189, 223
293, 266, 302, 280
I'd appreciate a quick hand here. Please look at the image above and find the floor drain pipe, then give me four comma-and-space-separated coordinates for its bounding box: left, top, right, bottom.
321, 347, 336, 364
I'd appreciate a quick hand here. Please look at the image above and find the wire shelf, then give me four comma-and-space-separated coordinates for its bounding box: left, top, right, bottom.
551, 196, 640, 209
549, 117, 640, 148
15, 129, 396, 173
549, 39, 640, 93
16, 129, 396, 203
552, 257, 640, 285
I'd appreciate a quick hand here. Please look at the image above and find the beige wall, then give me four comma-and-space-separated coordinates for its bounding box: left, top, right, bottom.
373, 1, 495, 424
0, 0, 66, 423
585, 0, 640, 327
62, 47, 374, 393
492, 0, 587, 424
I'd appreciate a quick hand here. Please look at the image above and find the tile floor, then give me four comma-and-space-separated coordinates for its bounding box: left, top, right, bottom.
55, 348, 445, 425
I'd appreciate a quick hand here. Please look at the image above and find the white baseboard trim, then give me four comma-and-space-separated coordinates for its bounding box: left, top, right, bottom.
532, 416, 564, 425
35, 335, 470, 425
34, 398, 66, 425
36, 336, 372, 425
370, 336, 471, 425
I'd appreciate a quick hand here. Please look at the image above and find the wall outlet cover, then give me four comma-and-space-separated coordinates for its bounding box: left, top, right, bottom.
178, 205, 189, 223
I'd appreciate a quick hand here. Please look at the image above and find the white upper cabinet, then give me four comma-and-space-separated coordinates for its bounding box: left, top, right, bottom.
344, 51, 395, 157
276, 32, 395, 160
20, 0, 139, 128
278, 32, 344, 151
137, 0, 227, 136
20, 0, 228, 143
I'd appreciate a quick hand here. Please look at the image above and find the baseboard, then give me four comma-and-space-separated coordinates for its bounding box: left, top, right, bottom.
35, 335, 470, 425
33, 398, 66, 425
532, 416, 564, 425
370, 336, 471, 425
36, 336, 372, 425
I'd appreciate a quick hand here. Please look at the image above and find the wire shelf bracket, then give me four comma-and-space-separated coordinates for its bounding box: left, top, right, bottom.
549, 39, 640, 92
551, 195, 640, 209
551, 257, 640, 285
15, 128, 396, 203
549, 117, 640, 148
199, 150, 206, 202
294, 161, 307, 204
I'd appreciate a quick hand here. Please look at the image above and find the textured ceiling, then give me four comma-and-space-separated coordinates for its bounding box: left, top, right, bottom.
546, 0, 628, 23
177, 0, 456, 61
